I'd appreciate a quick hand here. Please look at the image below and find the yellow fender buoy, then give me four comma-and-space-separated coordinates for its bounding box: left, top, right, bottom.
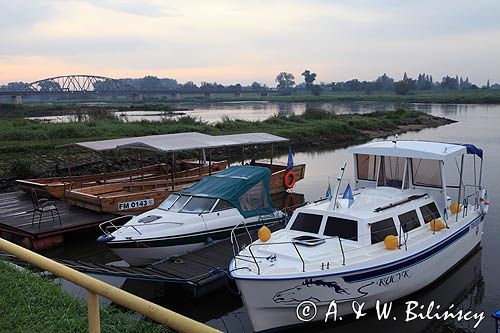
258, 225, 271, 242
430, 219, 446, 231
450, 202, 461, 214
384, 235, 399, 250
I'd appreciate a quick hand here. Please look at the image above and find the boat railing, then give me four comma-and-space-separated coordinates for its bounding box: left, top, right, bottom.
230, 219, 253, 262
230, 209, 288, 267
240, 236, 346, 275
98, 216, 183, 236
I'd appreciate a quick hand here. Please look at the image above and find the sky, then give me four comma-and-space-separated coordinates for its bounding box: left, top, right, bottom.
0, 0, 499, 86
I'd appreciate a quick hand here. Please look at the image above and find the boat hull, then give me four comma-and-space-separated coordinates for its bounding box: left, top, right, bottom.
233, 214, 484, 332
107, 217, 285, 266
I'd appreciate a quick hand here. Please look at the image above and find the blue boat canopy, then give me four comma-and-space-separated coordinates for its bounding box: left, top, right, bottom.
461, 143, 483, 159
179, 165, 275, 218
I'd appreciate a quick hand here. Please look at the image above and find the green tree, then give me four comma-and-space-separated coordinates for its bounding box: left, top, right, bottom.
301, 70, 317, 90
275, 72, 295, 95
394, 80, 410, 95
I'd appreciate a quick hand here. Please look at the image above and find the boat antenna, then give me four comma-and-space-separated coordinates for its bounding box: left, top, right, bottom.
328, 162, 347, 211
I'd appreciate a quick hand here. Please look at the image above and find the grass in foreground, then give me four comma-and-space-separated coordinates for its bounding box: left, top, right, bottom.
0, 261, 172, 333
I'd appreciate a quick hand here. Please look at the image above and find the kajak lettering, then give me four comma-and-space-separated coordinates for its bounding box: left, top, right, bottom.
377, 269, 411, 287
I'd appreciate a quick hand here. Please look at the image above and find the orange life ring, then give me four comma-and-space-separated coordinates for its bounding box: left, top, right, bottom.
283, 170, 297, 189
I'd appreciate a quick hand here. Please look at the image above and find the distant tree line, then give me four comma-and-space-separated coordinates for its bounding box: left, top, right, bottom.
0, 72, 497, 95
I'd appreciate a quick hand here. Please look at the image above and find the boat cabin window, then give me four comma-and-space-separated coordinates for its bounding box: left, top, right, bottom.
181, 197, 217, 214
377, 156, 409, 189
398, 210, 421, 232
212, 199, 235, 212
411, 159, 442, 188
357, 154, 378, 181
370, 218, 398, 244
324, 217, 358, 241
290, 213, 323, 234
169, 195, 191, 212
158, 194, 179, 210
419, 202, 441, 223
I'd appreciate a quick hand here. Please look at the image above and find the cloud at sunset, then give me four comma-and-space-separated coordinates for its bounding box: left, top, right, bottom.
0, 0, 499, 85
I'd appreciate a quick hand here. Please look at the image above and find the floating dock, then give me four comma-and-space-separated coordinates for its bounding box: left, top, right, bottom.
0, 191, 114, 250
59, 226, 260, 296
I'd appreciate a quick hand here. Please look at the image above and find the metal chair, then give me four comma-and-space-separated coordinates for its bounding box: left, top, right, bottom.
30, 189, 62, 229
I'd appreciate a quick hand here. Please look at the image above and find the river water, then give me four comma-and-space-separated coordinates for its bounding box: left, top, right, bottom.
48, 102, 500, 332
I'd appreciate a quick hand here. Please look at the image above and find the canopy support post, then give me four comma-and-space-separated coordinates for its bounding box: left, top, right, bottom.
270, 144, 274, 168
102, 152, 107, 183
241, 146, 245, 165
139, 150, 144, 180
226, 147, 231, 168
479, 157, 483, 188
473, 156, 477, 207
208, 149, 212, 176
198, 150, 202, 176
456, 154, 464, 222
171, 153, 176, 190
440, 160, 448, 224
128, 149, 132, 183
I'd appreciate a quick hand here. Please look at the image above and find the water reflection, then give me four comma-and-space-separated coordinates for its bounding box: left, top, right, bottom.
27, 102, 500, 124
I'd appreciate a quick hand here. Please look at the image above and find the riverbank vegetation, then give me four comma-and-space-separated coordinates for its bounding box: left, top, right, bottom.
0, 261, 171, 333
0, 109, 453, 181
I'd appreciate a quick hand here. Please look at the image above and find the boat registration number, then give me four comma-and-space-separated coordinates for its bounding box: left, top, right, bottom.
118, 199, 155, 211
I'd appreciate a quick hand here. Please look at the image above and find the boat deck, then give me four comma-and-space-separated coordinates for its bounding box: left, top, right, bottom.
0, 191, 115, 250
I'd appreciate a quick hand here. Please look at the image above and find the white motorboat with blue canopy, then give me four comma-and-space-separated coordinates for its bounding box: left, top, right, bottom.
230, 140, 489, 332
98, 165, 285, 266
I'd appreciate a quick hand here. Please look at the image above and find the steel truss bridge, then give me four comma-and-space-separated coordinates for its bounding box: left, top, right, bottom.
27, 75, 135, 93
0, 74, 270, 104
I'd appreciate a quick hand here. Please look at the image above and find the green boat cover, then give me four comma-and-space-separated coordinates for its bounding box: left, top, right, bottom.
179, 165, 274, 218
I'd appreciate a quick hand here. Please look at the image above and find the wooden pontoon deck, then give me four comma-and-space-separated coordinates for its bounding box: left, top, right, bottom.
0, 191, 114, 250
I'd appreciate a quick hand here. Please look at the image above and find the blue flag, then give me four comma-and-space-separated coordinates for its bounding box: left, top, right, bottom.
325, 182, 332, 200
287, 146, 294, 170
342, 183, 355, 208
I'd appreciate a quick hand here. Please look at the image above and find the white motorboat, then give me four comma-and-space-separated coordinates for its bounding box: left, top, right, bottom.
98, 165, 285, 266
230, 140, 489, 332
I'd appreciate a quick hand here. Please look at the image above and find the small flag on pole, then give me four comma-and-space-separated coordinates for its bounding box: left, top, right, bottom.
287, 146, 294, 170
342, 183, 355, 208
325, 182, 332, 200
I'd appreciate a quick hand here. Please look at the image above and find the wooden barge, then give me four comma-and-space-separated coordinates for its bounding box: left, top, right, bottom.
15, 132, 305, 215
16, 161, 194, 199
66, 160, 228, 215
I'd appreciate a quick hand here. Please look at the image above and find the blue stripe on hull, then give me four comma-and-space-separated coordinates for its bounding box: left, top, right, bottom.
342, 225, 470, 283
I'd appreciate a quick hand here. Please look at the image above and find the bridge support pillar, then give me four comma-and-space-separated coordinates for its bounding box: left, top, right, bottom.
132, 93, 143, 103
234, 92, 243, 97
12, 95, 23, 105
204, 92, 213, 99
173, 93, 181, 100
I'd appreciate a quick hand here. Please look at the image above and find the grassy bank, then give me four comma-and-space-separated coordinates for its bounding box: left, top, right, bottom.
0, 260, 171, 333
0, 109, 453, 180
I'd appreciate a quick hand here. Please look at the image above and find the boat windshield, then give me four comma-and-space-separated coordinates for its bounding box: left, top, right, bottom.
168, 195, 191, 212
158, 194, 180, 210
180, 197, 217, 214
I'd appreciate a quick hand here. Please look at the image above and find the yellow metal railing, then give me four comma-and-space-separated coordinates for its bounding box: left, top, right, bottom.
0, 238, 220, 333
